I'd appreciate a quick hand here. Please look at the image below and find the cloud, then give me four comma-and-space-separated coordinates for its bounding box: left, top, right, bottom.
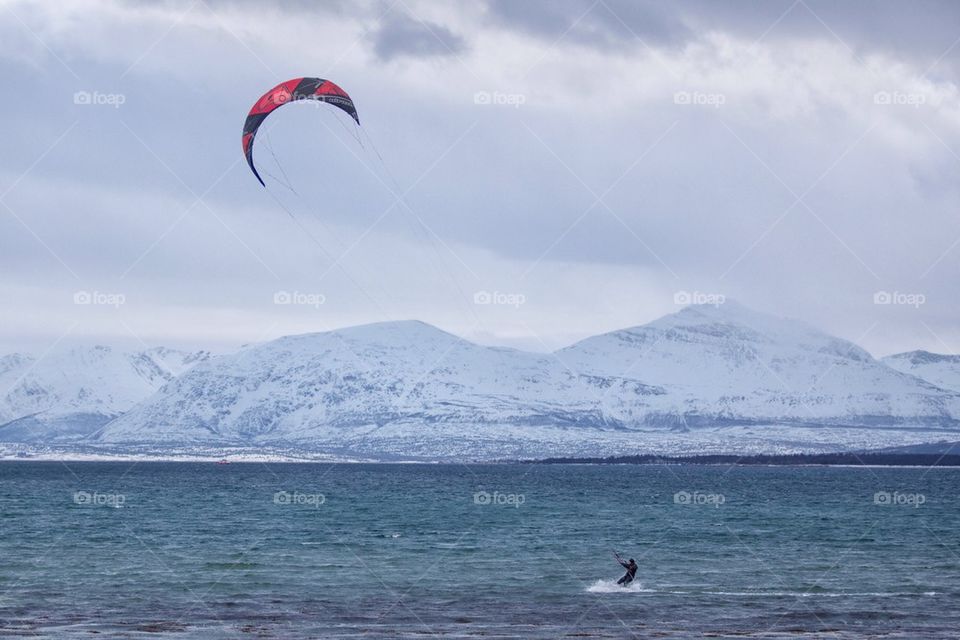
370, 11, 467, 61
483, 0, 690, 51
483, 0, 960, 72
0, 0, 958, 358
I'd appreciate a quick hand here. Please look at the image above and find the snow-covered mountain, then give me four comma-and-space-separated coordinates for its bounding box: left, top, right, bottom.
882, 351, 960, 393
0, 346, 208, 441
100, 321, 602, 445
559, 302, 960, 428
93, 303, 960, 458
4, 304, 959, 458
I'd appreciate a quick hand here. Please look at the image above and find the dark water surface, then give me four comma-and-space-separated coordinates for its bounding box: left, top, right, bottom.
0, 461, 957, 638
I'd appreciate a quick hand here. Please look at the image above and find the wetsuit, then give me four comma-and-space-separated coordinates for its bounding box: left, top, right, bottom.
617, 560, 638, 585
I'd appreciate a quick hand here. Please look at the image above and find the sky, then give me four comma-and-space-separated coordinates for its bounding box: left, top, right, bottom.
0, 0, 958, 357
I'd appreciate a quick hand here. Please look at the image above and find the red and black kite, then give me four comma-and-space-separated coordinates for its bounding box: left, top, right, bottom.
242, 77, 359, 186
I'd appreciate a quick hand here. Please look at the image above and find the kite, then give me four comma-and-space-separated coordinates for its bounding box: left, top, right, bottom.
242, 77, 359, 186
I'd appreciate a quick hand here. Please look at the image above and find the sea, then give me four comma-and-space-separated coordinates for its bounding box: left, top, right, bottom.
0, 461, 957, 638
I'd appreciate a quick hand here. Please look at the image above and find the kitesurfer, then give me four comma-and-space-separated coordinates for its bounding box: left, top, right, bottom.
614, 552, 638, 586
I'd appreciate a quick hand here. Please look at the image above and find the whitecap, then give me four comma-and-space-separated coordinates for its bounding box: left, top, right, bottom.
586, 579, 647, 593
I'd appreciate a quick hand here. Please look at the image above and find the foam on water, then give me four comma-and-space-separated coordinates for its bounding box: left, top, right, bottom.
585, 584, 941, 597
586, 579, 647, 593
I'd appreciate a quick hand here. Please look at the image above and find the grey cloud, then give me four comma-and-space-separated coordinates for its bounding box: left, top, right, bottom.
484, 0, 690, 50
371, 11, 467, 61
687, 0, 960, 68
485, 0, 960, 73
2, 0, 959, 358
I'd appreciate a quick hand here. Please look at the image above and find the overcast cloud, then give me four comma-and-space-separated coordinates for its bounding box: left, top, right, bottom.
0, 0, 957, 357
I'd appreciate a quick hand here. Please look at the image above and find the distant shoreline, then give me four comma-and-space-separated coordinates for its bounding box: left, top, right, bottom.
2, 450, 959, 466
535, 452, 960, 466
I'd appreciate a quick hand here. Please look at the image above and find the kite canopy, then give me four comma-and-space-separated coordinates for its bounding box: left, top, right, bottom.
242, 77, 359, 186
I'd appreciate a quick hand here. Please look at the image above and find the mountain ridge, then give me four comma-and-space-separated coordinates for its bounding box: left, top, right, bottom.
883, 350, 960, 394
3, 303, 959, 459
0, 345, 209, 441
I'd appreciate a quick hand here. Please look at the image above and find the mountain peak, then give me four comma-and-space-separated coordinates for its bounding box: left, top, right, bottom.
578, 300, 824, 351
882, 350, 960, 393
885, 350, 960, 365
276, 319, 465, 348
658, 300, 804, 331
